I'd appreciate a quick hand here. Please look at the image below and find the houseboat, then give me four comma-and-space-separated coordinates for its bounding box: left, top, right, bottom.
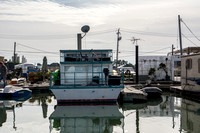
181, 53, 200, 93
50, 49, 124, 104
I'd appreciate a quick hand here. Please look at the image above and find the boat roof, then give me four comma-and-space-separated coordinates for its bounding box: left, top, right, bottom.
60, 49, 112, 53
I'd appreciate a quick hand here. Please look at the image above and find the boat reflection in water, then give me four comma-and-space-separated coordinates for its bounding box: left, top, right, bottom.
181, 99, 200, 133
49, 104, 124, 133
0, 94, 31, 129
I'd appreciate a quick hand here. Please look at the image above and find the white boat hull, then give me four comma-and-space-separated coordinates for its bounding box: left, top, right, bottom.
51, 87, 122, 103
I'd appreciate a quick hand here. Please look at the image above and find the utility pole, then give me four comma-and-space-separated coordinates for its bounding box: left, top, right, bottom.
14, 42, 16, 64
171, 44, 175, 81
172, 44, 175, 56
116, 28, 121, 69
131, 37, 140, 84
178, 15, 183, 56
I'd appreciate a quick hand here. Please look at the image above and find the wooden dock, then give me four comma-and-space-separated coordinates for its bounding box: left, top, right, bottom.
124, 81, 181, 91
120, 85, 147, 103
170, 86, 200, 101
170, 86, 182, 93
22, 82, 50, 93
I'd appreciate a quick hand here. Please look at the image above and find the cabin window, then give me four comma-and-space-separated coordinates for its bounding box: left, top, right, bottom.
186, 58, 192, 69
198, 59, 200, 73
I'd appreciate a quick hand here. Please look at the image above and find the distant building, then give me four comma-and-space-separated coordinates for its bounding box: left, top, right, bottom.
21, 55, 27, 63
37, 63, 42, 70
48, 63, 60, 71
173, 47, 200, 81
15, 63, 37, 78
139, 56, 172, 81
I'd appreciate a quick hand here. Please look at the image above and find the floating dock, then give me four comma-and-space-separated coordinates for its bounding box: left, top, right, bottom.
120, 85, 147, 103
22, 82, 50, 93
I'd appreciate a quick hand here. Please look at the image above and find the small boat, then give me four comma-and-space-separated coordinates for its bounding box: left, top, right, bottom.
120, 85, 147, 103
140, 87, 162, 98
0, 85, 32, 98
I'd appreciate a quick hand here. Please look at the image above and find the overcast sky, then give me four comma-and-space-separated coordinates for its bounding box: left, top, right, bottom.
0, 0, 200, 64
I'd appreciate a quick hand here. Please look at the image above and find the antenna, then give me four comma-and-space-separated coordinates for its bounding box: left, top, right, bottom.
77, 25, 90, 50
81, 25, 90, 38
130, 37, 140, 45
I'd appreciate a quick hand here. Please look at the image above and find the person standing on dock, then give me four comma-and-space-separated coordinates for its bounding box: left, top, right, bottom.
0, 62, 7, 87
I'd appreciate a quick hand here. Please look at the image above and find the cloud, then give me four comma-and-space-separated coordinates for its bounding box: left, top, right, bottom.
1, 0, 200, 64
0, 0, 122, 26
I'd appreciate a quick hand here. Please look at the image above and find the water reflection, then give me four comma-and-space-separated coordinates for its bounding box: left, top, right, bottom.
181, 99, 200, 133
0, 98, 29, 129
49, 104, 124, 133
119, 94, 181, 133
1, 93, 200, 133
29, 93, 55, 118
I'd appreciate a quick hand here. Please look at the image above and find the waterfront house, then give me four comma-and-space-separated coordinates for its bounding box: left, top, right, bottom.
181, 53, 200, 92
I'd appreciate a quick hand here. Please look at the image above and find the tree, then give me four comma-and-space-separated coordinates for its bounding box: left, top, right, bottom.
148, 68, 156, 76
113, 59, 135, 69
158, 63, 170, 80
42, 56, 48, 73
148, 68, 156, 81
42, 56, 48, 81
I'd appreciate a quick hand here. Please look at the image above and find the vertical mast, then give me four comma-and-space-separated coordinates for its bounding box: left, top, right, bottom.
178, 15, 183, 56
135, 44, 139, 84
116, 28, 121, 69
14, 42, 16, 64
77, 33, 82, 50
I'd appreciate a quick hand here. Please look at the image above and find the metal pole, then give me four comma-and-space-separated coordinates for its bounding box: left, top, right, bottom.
116, 28, 120, 69
171, 44, 175, 81
136, 109, 140, 133
178, 15, 183, 56
77, 33, 82, 50
136, 45, 139, 84
14, 42, 16, 64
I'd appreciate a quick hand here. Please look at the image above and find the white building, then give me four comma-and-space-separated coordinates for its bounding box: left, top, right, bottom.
139, 56, 181, 81
181, 53, 200, 92
21, 55, 27, 63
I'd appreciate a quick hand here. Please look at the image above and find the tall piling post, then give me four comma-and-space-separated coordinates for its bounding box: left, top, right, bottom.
178, 15, 183, 56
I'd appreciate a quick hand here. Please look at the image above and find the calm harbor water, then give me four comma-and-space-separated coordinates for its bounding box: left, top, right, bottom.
0, 92, 200, 133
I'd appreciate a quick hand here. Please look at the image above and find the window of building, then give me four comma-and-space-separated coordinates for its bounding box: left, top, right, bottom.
186, 58, 192, 69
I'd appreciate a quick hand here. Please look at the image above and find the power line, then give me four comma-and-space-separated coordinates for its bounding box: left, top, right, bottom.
140, 46, 171, 54
118, 46, 170, 54
17, 50, 59, 54
181, 19, 200, 42
0, 33, 76, 40
88, 29, 116, 36
182, 33, 199, 47
117, 46, 171, 58
0, 29, 116, 40
121, 28, 177, 37
17, 43, 58, 54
